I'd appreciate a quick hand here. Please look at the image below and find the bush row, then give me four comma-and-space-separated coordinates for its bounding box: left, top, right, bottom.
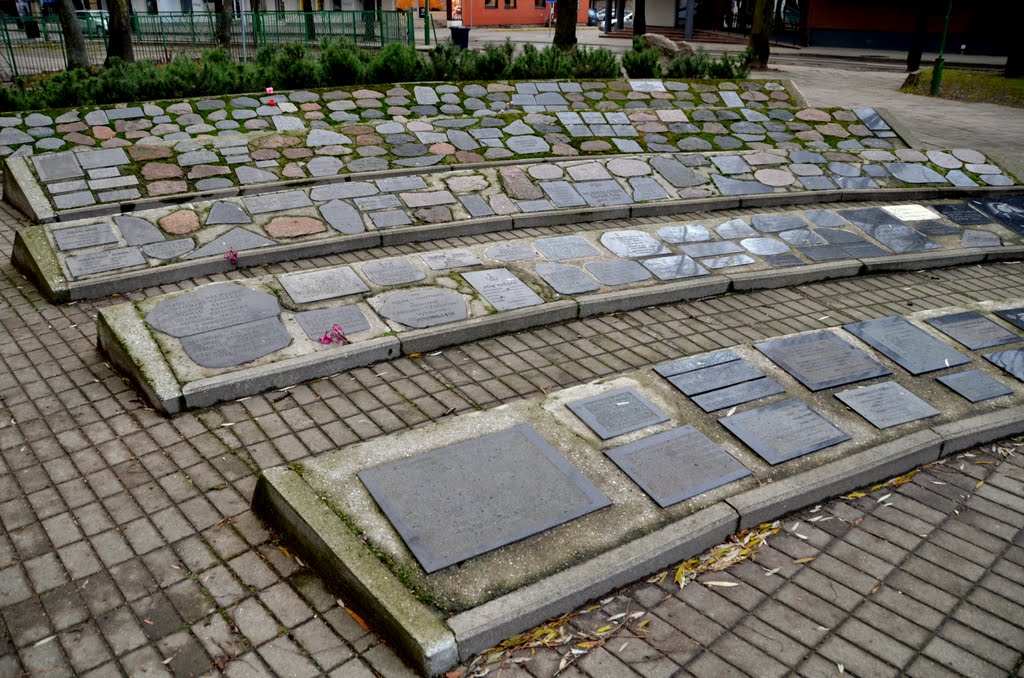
622, 37, 753, 79
0, 40, 622, 112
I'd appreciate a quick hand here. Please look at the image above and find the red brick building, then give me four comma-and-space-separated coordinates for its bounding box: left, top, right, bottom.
454, 0, 588, 28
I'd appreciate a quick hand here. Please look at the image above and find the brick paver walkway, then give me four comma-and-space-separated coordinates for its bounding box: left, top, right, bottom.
3, 189, 1024, 676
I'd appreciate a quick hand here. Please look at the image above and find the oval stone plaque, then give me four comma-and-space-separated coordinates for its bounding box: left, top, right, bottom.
145, 284, 281, 338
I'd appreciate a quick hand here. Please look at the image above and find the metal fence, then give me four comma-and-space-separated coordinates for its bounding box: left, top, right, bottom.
0, 10, 415, 81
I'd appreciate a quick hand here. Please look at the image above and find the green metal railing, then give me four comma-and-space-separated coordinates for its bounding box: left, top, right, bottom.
0, 10, 415, 82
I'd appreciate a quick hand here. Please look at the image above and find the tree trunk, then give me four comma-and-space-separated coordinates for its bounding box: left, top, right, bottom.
1008, 42, 1024, 78
215, 0, 233, 49
633, 0, 645, 35
303, 0, 316, 41
553, 0, 576, 49
615, 0, 624, 29
105, 0, 134, 64
56, 0, 89, 70
906, 0, 927, 72
748, 0, 770, 69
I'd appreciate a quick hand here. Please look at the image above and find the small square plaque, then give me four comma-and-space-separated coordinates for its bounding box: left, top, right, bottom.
566, 388, 669, 440
925, 311, 1020, 350
607, 426, 751, 507
359, 424, 610, 573
845, 317, 971, 375
462, 268, 544, 311
756, 332, 891, 391
719, 398, 850, 465
937, 370, 1012, 403
835, 382, 939, 429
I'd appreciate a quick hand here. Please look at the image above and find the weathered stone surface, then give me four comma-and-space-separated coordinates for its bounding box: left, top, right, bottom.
265, 216, 325, 239
378, 288, 468, 328
159, 210, 200, 235
115, 215, 164, 246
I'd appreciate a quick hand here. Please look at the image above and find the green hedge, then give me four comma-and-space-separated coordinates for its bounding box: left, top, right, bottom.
0, 40, 622, 112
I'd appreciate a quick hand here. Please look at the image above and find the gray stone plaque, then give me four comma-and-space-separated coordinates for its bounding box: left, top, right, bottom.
184, 228, 276, 260
691, 378, 786, 413
756, 332, 891, 391
279, 266, 369, 304
142, 239, 195, 260
656, 350, 741, 378
114, 215, 164, 246
657, 224, 711, 243
146, 284, 281, 338
320, 200, 365, 235
360, 259, 427, 287
65, 247, 146, 278
206, 201, 252, 226
566, 388, 670, 440
642, 255, 708, 280
719, 398, 850, 465
575, 180, 633, 207
751, 214, 805, 233
984, 348, 1024, 382
180, 316, 291, 368
243, 190, 312, 214
925, 312, 1020, 350
34, 151, 83, 182
585, 260, 651, 286
836, 382, 939, 429
937, 370, 1012, 403
378, 288, 467, 329
294, 306, 370, 341
535, 263, 599, 295
668, 360, 766, 396
967, 197, 1024, 236
535, 235, 601, 261
845, 317, 970, 375
600, 231, 670, 258
607, 426, 751, 508
540, 181, 586, 208
53, 223, 117, 251
358, 424, 610, 572
463, 269, 544, 311
485, 243, 537, 262
420, 250, 481, 270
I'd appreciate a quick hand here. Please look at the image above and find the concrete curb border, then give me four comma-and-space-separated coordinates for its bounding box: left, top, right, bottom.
252, 405, 1024, 676
21, 184, 1024, 303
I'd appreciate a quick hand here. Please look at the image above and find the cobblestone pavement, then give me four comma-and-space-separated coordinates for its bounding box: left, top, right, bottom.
3, 184, 1024, 678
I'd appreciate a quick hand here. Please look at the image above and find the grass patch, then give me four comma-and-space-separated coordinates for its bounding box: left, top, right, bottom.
902, 68, 1024, 109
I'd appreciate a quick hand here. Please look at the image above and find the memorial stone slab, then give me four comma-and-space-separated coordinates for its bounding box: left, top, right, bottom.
845, 317, 971, 375
206, 201, 252, 225
360, 259, 426, 287
756, 331, 891, 391
719, 398, 850, 465
667, 358, 767, 397
656, 350, 741, 378
540, 181, 586, 208
681, 241, 743, 258
911, 220, 961, 237
506, 136, 550, 155
77, 148, 129, 170
114, 215, 164, 246
378, 288, 468, 329
715, 219, 756, 239
179, 317, 291, 369
840, 209, 938, 253
933, 203, 991, 226
420, 250, 481, 270
52, 223, 118, 251
650, 157, 705, 187
575, 180, 633, 207
712, 175, 773, 195
836, 381, 939, 429
279, 266, 369, 304
535, 263, 599, 295
607, 426, 751, 508
567, 388, 669, 440
535, 235, 601, 261
643, 255, 708, 280
66, 247, 146, 278
702, 254, 755, 269
885, 163, 947, 184
585, 260, 651, 286
926, 311, 1020, 350
994, 307, 1024, 333
463, 269, 544, 311
358, 424, 610, 573
317, 200, 366, 235
967, 197, 1024, 235
142, 239, 195, 260
984, 349, 1024, 382
34, 151, 83, 182
146, 284, 281, 338
294, 306, 370, 341
600, 231, 670, 258
244, 190, 312, 214
751, 214, 805, 233
741, 238, 790, 255
882, 204, 939, 221
657, 224, 711, 243
937, 370, 1012, 403
691, 378, 786, 413
486, 243, 537, 262
629, 177, 670, 201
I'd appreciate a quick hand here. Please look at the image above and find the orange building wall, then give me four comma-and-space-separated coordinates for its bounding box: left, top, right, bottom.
459, 0, 588, 27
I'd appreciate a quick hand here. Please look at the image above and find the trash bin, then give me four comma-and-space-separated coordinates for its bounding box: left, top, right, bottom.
450, 26, 470, 49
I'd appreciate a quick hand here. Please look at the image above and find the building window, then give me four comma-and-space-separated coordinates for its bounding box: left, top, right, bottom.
504, 0, 516, 8
534, 0, 545, 7
485, 0, 497, 6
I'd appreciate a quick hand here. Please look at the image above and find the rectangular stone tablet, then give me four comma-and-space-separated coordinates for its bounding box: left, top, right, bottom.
606, 426, 751, 507
655, 350, 741, 378
984, 348, 1024, 382
462, 268, 544, 311
756, 332, 891, 391
844, 317, 971, 375
566, 388, 669, 440
65, 247, 146, 278
668, 360, 766, 397
52, 223, 118, 251
925, 311, 1020, 350
719, 398, 850, 465
691, 378, 786, 413
937, 370, 1012, 403
933, 203, 991, 226
835, 382, 939, 429
279, 266, 369, 304
994, 308, 1024, 332
358, 424, 610, 573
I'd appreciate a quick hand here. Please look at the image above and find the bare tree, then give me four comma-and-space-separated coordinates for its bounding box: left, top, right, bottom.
105, 0, 134, 64
633, 0, 646, 36
553, 0, 577, 49
55, 0, 89, 70
748, 0, 770, 69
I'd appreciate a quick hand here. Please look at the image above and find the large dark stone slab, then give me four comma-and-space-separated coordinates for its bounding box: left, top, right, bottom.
606, 425, 751, 507
933, 203, 991, 226
756, 332, 891, 391
839, 208, 938, 253
691, 378, 786, 413
719, 398, 850, 465
53, 223, 118, 251
925, 311, 1020, 350
566, 388, 669, 440
984, 348, 1024, 382
845, 317, 971, 375
462, 268, 544, 311
358, 424, 610, 573
360, 259, 427, 287
967, 196, 1024, 236
535, 235, 601, 261
146, 283, 281, 338
179, 316, 291, 368
279, 266, 369, 304
937, 370, 1012, 403
995, 308, 1024, 332
378, 288, 468, 328
667, 360, 766, 396
656, 350, 740, 378
835, 381, 939, 429
294, 306, 370, 341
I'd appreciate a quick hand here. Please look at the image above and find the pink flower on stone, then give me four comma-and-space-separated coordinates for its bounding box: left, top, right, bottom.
223, 249, 239, 266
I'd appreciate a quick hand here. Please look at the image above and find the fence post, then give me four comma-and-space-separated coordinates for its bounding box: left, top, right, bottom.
424, 5, 430, 46
161, 16, 169, 62
407, 9, 413, 46
1, 20, 17, 80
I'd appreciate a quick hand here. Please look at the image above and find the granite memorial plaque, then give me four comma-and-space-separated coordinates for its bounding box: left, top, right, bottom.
485, 243, 537, 262
535, 263, 599, 295
294, 305, 370, 341
599, 231, 670, 258
146, 284, 281, 338
566, 388, 670, 440
691, 378, 785, 413
360, 259, 427, 287
606, 426, 751, 507
585, 260, 651, 286
845, 317, 970, 375
657, 224, 711, 243
279, 266, 369, 304
642, 255, 708, 280
184, 228, 276, 260
656, 350, 740, 378
358, 424, 610, 573
967, 196, 1024, 235
668, 360, 766, 396
179, 316, 291, 368
243, 190, 312, 214
925, 311, 1020, 350
575, 180, 633, 207
53, 223, 118, 251
65, 247, 146, 278
142, 239, 195, 260
462, 269, 544, 311
933, 203, 992, 226
420, 250, 481, 270
756, 332, 892, 391
535, 235, 601, 261
114, 215, 164, 246
881, 204, 939, 221
719, 398, 850, 465
937, 370, 1012, 403
835, 381, 939, 429
378, 288, 468, 328
995, 308, 1024, 332
984, 348, 1024, 382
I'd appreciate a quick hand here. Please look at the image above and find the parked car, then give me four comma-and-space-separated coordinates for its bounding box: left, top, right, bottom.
590, 7, 632, 28
76, 10, 108, 39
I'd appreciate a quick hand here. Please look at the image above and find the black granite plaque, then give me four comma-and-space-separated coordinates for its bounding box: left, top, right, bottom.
607, 426, 751, 507
53, 223, 118, 251
925, 311, 1020, 350
566, 388, 670, 440
279, 266, 369, 304
146, 284, 281, 338
295, 306, 370, 341
995, 308, 1024, 332
845, 317, 971, 375
934, 203, 992, 226
984, 348, 1024, 382
358, 424, 610, 573
668, 360, 766, 396
719, 398, 850, 465
656, 350, 740, 378
360, 259, 427, 287
378, 289, 468, 328
463, 268, 544, 311
756, 332, 891, 391
968, 196, 1024, 235
691, 378, 786, 413
179, 316, 291, 368
835, 382, 939, 429
937, 370, 1012, 403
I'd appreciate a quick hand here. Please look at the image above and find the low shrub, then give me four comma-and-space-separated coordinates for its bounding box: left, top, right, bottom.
663, 46, 752, 79
621, 36, 661, 78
